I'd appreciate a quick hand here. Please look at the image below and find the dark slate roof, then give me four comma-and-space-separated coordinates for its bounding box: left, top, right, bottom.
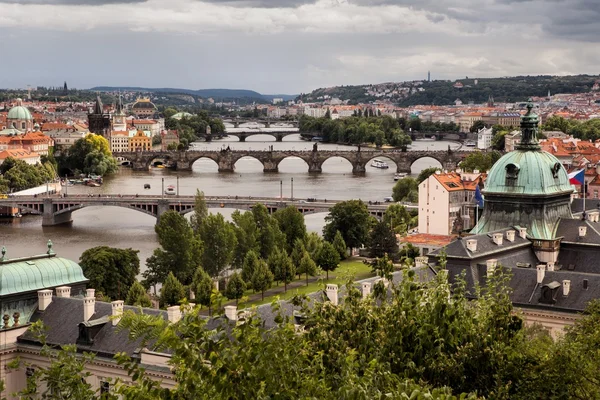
557, 246, 600, 274
556, 218, 600, 245
570, 198, 600, 215
19, 297, 169, 358
430, 228, 530, 260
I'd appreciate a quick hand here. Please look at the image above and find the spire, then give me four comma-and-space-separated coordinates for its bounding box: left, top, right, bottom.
516, 98, 540, 151
116, 94, 123, 114
94, 96, 103, 114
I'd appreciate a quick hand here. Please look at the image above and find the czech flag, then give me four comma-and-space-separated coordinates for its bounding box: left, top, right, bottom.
568, 169, 585, 185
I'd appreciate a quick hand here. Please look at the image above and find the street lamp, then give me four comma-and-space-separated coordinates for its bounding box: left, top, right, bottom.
280, 180, 283, 200
176, 175, 179, 196
162, 178, 164, 199
291, 177, 294, 201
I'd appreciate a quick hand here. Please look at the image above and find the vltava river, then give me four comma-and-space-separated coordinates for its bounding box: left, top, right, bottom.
0, 135, 461, 270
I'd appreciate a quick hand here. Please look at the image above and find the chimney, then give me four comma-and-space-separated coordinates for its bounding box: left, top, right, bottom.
86, 288, 96, 299
547, 262, 555, 272
506, 230, 516, 242
326, 284, 339, 306
37, 289, 53, 311
562, 280, 571, 296
536, 264, 546, 284
111, 300, 124, 326
55, 286, 71, 298
492, 233, 503, 246
518, 227, 528, 239
224, 305, 237, 321
486, 259, 497, 277
83, 296, 95, 322
361, 282, 372, 299
579, 226, 587, 237
167, 305, 182, 323
466, 239, 477, 252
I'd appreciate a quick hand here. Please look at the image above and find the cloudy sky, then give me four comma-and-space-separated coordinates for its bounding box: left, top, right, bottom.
0, 0, 598, 94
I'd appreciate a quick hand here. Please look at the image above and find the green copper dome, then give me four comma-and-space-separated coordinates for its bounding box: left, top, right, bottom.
0, 255, 87, 296
7, 105, 33, 121
483, 150, 574, 197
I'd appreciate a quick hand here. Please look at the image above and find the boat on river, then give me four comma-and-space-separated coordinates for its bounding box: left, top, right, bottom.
394, 173, 407, 181
371, 159, 389, 169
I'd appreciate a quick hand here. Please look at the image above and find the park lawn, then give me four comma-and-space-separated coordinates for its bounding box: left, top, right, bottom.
245, 258, 374, 307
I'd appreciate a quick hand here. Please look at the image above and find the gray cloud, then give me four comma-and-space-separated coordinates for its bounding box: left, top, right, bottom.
198, 0, 316, 7
0, 0, 145, 3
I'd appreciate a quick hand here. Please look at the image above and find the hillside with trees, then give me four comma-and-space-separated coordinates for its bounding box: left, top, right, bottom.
300, 74, 600, 106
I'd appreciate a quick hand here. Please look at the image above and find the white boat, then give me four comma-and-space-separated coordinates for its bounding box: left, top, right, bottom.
394, 173, 407, 181
371, 159, 389, 169
465, 141, 477, 147
165, 185, 176, 195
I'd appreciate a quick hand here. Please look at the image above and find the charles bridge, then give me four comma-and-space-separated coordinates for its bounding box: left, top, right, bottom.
222, 118, 299, 129
118, 148, 470, 174
0, 194, 390, 226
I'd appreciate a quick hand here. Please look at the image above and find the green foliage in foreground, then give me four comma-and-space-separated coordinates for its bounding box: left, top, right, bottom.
17, 267, 600, 399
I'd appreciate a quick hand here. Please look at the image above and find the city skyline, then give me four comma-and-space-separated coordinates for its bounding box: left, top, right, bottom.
0, 0, 599, 94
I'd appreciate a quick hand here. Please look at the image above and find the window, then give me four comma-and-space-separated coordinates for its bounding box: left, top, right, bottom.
100, 380, 110, 395
26, 367, 35, 378
594, 190, 598, 199
505, 163, 520, 186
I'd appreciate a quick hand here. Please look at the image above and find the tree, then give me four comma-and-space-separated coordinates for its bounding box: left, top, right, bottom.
368, 221, 399, 259
297, 250, 318, 286
267, 248, 295, 292
144, 211, 202, 287
60, 133, 117, 175
392, 177, 419, 202
273, 206, 307, 254
383, 203, 413, 235
79, 246, 140, 300
332, 230, 347, 260
0, 157, 56, 192
224, 273, 246, 305
252, 204, 286, 259
460, 151, 502, 172
290, 238, 306, 274
241, 250, 261, 287
125, 281, 152, 308
316, 242, 340, 280
190, 190, 208, 234
232, 210, 259, 268
417, 167, 440, 184
191, 266, 214, 314
469, 120, 486, 133
198, 213, 237, 278
491, 130, 508, 150
370, 253, 395, 281
323, 200, 370, 250
304, 232, 323, 262
159, 272, 186, 308
251, 260, 274, 300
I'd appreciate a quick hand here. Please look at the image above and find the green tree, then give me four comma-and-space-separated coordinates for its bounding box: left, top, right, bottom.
224, 272, 246, 305
304, 232, 323, 262
416, 167, 440, 184
469, 120, 486, 132
125, 281, 152, 307
251, 260, 274, 300
316, 241, 340, 280
370, 253, 395, 281
191, 266, 214, 314
392, 177, 419, 202
252, 203, 286, 259
297, 250, 318, 286
323, 200, 370, 250
273, 206, 307, 254
60, 133, 117, 175
368, 221, 399, 259
267, 248, 295, 292
383, 203, 413, 235
143, 211, 202, 287
460, 150, 502, 172
290, 237, 306, 274
199, 213, 237, 278
159, 272, 186, 308
241, 250, 260, 287
332, 230, 347, 260
491, 130, 508, 150
232, 210, 259, 268
79, 246, 140, 300
190, 189, 208, 234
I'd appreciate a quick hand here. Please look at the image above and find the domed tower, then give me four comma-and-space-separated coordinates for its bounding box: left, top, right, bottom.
473, 99, 574, 262
7, 98, 33, 132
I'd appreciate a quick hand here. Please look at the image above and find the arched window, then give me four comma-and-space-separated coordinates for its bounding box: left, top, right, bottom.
505, 163, 520, 186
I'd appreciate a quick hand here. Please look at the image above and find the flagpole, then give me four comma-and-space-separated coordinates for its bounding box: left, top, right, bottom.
583, 179, 586, 219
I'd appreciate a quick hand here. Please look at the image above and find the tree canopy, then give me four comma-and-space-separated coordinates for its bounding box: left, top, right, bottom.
58, 133, 117, 176
459, 150, 502, 172
392, 177, 418, 203
323, 200, 370, 249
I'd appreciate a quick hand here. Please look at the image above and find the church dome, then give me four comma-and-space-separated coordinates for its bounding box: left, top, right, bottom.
7, 99, 33, 121
132, 98, 157, 110
484, 149, 573, 197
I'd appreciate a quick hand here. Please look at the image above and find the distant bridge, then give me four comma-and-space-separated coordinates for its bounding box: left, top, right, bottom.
117, 148, 470, 174
0, 194, 389, 226
214, 129, 299, 142
221, 118, 299, 129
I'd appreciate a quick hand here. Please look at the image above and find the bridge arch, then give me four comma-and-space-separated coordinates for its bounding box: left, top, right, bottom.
408, 155, 445, 174
319, 155, 355, 173
53, 203, 159, 218
275, 155, 309, 172
188, 155, 220, 171
361, 155, 398, 172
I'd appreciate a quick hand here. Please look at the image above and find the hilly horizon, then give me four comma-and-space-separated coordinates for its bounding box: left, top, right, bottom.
90, 86, 297, 102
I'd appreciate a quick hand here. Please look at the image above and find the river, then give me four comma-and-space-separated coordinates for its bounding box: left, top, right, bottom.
0, 135, 461, 269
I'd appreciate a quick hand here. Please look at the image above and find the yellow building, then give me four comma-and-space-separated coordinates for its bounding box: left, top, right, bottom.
128, 130, 151, 152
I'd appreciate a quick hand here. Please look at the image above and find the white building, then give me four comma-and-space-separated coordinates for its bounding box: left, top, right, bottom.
418, 171, 484, 236
110, 131, 130, 153
132, 119, 160, 137
477, 127, 493, 149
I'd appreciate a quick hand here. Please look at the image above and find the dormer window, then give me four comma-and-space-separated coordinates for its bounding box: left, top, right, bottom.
552, 162, 561, 179
505, 163, 520, 186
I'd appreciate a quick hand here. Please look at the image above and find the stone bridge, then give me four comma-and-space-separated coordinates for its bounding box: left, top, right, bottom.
0, 195, 389, 226
222, 118, 299, 129
207, 130, 299, 142
118, 148, 470, 174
